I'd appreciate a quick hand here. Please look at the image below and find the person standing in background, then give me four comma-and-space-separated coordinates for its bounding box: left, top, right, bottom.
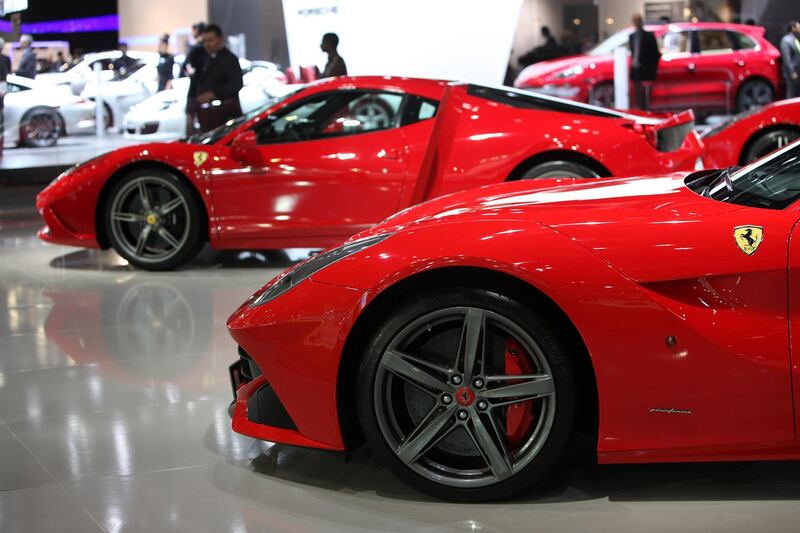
193, 24, 243, 132
0, 38, 10, 151
113, 42, 137, 77
781, 21, 800, 99
50, 51, 67, 72
629, 13, 660, 110
320, 32, 347, 78
182, 22, 208, 134
16, 35, 36, 79
157, 34, 174, 92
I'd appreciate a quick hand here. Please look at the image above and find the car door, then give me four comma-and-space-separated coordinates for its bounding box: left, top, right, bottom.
692, 29, 737, 113
211, 89, 411, 243
650, 29, 696, 111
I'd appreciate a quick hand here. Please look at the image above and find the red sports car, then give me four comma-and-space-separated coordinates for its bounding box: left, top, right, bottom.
701, 97, 800, 167
228, 139, 800, 501
36, 76, 702, 270
515, 22, 781, 114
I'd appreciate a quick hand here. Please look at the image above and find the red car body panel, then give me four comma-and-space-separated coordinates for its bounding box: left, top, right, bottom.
228, 172, 800, 462
515, 23, 781, 114
702, 98, 800, 168
36, 76, 702, 252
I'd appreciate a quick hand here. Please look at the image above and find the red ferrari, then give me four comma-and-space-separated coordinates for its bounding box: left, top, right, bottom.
702, 97, 800, 167
515, 22, 780, 114
36, 76, 702, 270
228, 140, 800, 501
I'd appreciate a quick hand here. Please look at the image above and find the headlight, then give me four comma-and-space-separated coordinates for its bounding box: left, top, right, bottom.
554, 65, 584, 79
250, 232, 393, 307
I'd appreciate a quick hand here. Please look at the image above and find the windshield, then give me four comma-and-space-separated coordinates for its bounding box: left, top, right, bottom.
698, 141, 800, 209
186, 88, 302, 145
588, 29, 633, 56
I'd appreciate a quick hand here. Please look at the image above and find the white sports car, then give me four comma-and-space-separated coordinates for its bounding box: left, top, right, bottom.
35, 50, 160, 90
3, 74, 96, 148
80, 62, 160, 131
123, 60, 289, 140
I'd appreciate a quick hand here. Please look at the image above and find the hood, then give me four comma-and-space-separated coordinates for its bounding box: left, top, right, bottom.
514, 54, 611, 87
376, 173, 734, 233
367, 173, 750, 283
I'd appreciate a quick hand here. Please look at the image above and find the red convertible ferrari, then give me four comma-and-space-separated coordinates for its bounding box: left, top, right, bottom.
228, 140, 800, 501
36, 76, 702, 270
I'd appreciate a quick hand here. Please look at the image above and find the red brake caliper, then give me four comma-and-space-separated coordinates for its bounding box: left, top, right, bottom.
504, 338, 536, 449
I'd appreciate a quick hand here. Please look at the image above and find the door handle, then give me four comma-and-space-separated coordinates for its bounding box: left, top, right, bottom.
686, 63, 696, 72
736, 59, 746, 67
383, 148, 400, 161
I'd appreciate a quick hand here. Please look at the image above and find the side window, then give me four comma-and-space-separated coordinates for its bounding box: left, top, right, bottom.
255, 91, 404, 144
400, 96, 439, 126
698, 30, 733, 54
731, 32, 758, 51
659, 31, 690, 54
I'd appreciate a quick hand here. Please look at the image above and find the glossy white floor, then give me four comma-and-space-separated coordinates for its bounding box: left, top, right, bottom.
2, 186, 800, 533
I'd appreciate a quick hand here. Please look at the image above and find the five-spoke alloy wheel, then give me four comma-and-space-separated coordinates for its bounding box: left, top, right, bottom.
358, 288, 574, 501
104, 169, 204, 270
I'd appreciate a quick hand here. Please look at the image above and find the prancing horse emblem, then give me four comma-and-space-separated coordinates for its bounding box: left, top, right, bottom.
733, 225, 764, 256
193, 151, 209, 168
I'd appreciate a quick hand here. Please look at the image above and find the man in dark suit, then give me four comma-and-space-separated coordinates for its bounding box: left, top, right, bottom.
629, 13, 660, 110
182, 23, 208, 135
781, 21, 800, 99
193, 24, 243, 132
16, 34, 37, 79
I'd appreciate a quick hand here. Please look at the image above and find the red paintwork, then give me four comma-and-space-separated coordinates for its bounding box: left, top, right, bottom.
515, 23, 781, 114
36, 76, 702, 252
702, 97, 800, 167
228, 169, 800, 463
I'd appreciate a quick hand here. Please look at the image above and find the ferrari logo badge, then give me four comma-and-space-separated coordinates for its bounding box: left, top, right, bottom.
193, 151, 208, 167
733, 225, 764, 256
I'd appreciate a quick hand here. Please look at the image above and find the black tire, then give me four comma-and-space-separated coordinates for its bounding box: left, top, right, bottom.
736, 79, 774, 113
588, 82, 614, 108
19, 107, 60, 148
521, 160, 600, 179
103, 169, 204, 271
103, 102, 114, 129
356, 287, 575, 501
742, 128, 800, 164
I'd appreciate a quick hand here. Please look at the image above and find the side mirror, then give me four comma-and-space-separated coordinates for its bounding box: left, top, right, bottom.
230, 130, 259, 164
232, 130, 257, 148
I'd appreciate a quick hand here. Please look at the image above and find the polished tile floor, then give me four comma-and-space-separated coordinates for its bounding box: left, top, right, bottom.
2, 186, 800, 533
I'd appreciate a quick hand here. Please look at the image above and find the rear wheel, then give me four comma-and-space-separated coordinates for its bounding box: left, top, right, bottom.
742, 128, 800, 164
19, 107, 60, 147
588, 82, 614, 108
736, 79, 774, 112
357, 287, 574, 501
104, 169, 204, 271
520, 160, 600, 179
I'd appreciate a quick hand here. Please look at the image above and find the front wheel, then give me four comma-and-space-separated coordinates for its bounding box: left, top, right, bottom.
742, 129, 800, 164
357, 287, 575, 501
104, 169, 204, 270
520, 160, 600, 179
19, 107, 60, 147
